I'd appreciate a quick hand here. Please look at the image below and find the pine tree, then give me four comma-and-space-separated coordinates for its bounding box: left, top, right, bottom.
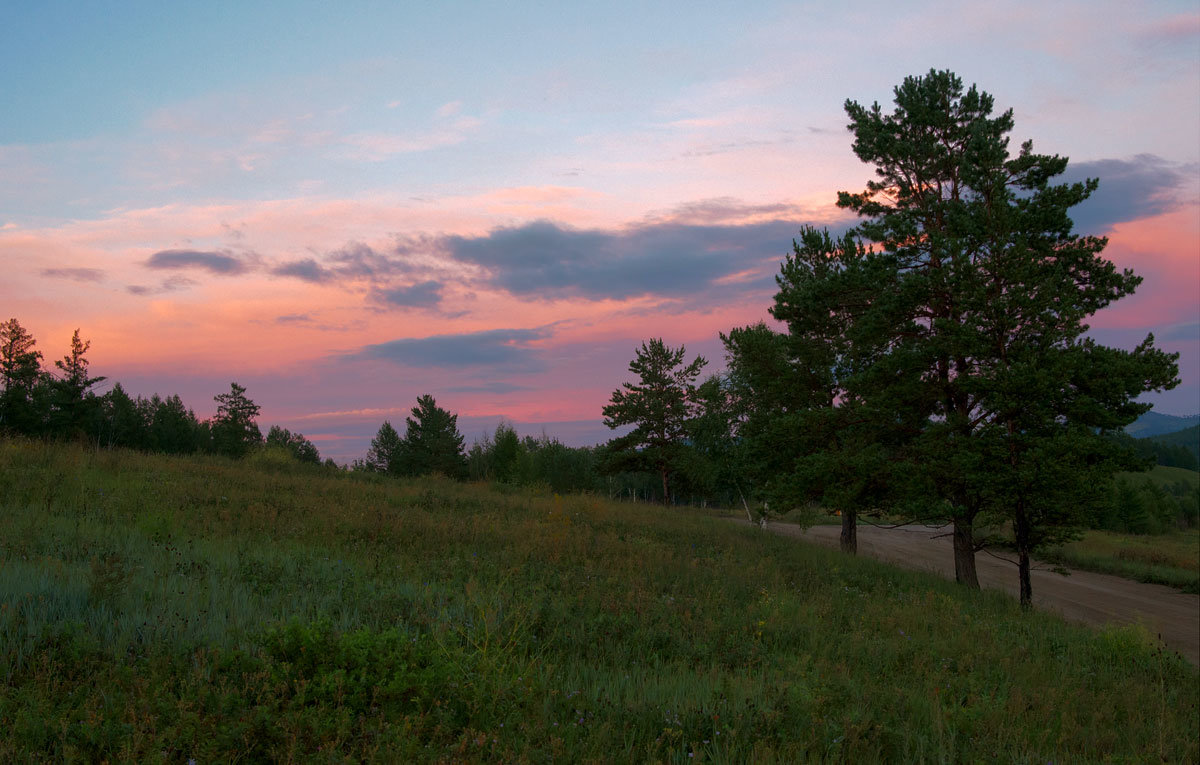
0, 318, 45, 434
366, 421, 403, 473
211, 382, 262, 458
51, 329, 106, 438
833, 70, 1178, 598
395, 395, 466, 478
601, 338, 706, 505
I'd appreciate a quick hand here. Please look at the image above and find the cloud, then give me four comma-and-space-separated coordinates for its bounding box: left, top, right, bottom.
125, 275, 197, 295
370, 280, 443, 309
353, 327, 550, 369
145, 249, 250, 274
1063, 154, 1193, 233
42, 267, 104, 282
328, 242, 411, 279
272, 258, 333, 283
442, 219, 800, 301
276, 313, 313, 324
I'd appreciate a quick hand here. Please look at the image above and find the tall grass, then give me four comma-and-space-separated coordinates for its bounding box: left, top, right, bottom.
1039, 529, 1199, 593
0, 439, 1196, 762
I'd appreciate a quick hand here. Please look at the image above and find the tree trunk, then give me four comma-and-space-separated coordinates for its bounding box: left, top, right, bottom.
952, 517, 979, 589
839, 508, 857, 555
660, 468, 670, 506
1014, 503, 1033, 610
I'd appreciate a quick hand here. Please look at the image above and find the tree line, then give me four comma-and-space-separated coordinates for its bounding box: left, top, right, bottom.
0, 320, 323, 465
598, 70, 1184, 609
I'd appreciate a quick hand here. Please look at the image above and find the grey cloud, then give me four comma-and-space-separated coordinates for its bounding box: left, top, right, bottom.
443, 219, 799, 301
276, 313, 313, 324
271, 243, 415, 286
329, 242, 410, 278
146, 249, 249, 274
125, 275, 196, 296
371, 280, 443, 308
273, 258, 333, 283
1063, 154, 1192, 233
42, 267, 104, 282
355, 327, 550, 369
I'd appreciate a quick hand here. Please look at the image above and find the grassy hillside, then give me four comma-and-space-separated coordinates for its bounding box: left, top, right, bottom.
1136, 463, 1200, 489
0, 440, 1196, 762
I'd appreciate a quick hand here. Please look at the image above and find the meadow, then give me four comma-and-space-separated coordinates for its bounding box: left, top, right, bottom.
1039, 528, 1199, 593
0, 440, 1197, 762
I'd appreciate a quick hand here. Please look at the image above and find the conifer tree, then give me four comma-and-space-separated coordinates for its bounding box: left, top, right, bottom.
395, 395, 466, 478
602, 338, 706, 504
51, 329, 106, 438
211, 382, 262, 458
0, 318, 44, 434
366, 420, 403, 473
830, 69, 1178, 595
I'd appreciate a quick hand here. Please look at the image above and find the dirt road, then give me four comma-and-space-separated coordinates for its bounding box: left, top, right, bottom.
747, 520, 1200, 665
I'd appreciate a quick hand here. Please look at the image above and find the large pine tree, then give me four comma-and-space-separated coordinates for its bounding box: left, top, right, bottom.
828, 70, 1178, 597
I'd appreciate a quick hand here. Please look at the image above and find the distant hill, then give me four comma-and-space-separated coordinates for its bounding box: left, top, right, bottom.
1125, 411, 1200, 438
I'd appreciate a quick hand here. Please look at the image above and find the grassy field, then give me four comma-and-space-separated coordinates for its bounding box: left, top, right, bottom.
1039, 529, 1199, 593
0, 440, 1196, 762
1134, 463, 1200, 491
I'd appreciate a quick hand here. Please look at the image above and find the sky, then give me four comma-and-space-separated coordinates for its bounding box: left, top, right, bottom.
2, 1, 1197, 462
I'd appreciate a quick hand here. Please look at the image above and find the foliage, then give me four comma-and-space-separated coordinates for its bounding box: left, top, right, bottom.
602, 338, 707, 504
210, 382, 263, 458
264, 425, 321, 465
394, 394, 466, 479
0, 318, 44, 435
0, 440, 1195, 761
49, 329, 106, 438
1136, 426, 1199, 471
813, 69, 1178, 603
363, 420, 403, 474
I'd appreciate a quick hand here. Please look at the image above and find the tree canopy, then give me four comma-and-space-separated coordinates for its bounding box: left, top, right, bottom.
211, 383, 263, 458
804, 69, 1179, 599
602, 338, 707, 504
395, 395, 467, 478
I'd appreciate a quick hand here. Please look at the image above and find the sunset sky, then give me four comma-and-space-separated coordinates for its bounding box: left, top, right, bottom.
3, 1, 1197, 462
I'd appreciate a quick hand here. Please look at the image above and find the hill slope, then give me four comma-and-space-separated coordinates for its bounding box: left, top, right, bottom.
0, 440, 1196, 762
1126, 411, 1200, 438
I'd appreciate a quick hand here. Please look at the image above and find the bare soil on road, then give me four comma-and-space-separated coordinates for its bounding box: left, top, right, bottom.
744, 520, 1200, 665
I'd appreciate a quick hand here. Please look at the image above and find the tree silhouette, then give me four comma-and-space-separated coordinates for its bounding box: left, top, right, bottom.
266, 425, 321, 464
602, 338, 706, 505
829, 69, 1178, 599
0, 318, 44, 434
211, 382, 262, 458
366, 420, 403, 473
395, 395, 466, 478
50, 329, 106, 438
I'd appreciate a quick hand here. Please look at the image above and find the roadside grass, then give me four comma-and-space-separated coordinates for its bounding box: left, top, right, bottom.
0, 439, 1196, 762
1039, 529, 1199, 594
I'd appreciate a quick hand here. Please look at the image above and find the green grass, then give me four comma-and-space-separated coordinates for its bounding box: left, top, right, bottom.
1127, 464, 1200, 491
0, 439, 1197, 762
1040, 529, 1200, 593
